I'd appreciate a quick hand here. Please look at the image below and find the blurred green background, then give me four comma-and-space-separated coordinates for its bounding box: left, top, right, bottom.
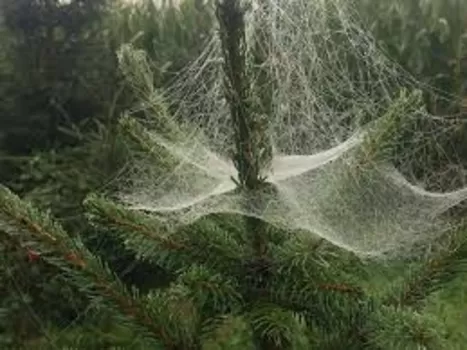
0, 0, 466, 347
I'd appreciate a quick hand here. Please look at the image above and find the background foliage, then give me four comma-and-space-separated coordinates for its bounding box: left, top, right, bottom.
0, 0, 466, 347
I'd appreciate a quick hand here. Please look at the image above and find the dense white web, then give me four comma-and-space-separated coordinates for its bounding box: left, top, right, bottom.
116, 0, 467, 259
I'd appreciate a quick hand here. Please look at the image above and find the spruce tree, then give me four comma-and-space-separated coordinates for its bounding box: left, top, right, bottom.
1, 0, 467, 349
0, 0, 116, 154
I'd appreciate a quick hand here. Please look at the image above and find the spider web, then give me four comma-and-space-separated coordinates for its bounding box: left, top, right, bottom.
115, 0, 467, 259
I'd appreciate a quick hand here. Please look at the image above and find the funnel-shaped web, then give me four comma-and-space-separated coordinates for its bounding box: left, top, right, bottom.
116, 0, 467, 259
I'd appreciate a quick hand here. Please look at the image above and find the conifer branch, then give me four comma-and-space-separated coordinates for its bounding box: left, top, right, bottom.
0, 185, 86, 268
384, 229, 467, 308
86, 194, 185, 250
0, 185, 187, 348
85, 195, 247, 274
365, 305, 448, 349
118, 114, 179, 170
247, 304, 306, 349
118, 44, 186, 142
178, 265, 244, 316
360, 89, 424, 165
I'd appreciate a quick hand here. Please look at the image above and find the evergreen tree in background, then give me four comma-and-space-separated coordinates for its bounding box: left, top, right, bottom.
1, 0, 467, 349
0, 0, 117, 157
